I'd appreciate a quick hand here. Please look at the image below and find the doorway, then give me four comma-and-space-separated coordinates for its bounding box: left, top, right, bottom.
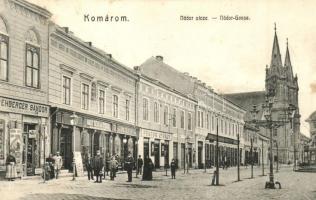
164, 141, 169, 167
154, 140, 160, 168
181, 143, 185, 168
198, 142, 203, 168
60, 128, 72, 170
143, 138, 149, 159
23, 124, 37, 176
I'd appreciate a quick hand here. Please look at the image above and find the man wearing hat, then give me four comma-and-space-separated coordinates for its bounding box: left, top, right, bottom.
125, 151, 134, 182
54, 151, 63, 179
93, 150, 104, 183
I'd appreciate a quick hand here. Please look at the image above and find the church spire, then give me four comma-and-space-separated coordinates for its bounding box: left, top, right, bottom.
285, 38, 293, 80
270, 23, 282, 68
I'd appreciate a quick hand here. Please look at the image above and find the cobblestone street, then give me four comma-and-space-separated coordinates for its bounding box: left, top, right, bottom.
1, 166, 315, 200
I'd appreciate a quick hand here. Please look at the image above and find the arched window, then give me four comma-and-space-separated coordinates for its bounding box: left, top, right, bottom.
0, 17, 8, 81
25, 29, 40, 88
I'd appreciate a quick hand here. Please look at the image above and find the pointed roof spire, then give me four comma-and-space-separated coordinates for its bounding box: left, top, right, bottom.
270, 23, 282, 68
284, 38, 292, 67
284, 38, 293, 80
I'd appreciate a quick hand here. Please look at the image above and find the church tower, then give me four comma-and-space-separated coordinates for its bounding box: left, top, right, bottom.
265, 24, 301, 164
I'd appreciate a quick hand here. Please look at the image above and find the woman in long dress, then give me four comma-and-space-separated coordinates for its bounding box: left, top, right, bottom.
5, 152, 17, 181
142, 155, 153, 181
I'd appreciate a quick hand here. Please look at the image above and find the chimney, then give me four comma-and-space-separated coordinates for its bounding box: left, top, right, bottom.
62, 27, 69, 33
133, 66, 140, 71
156, 55, 163, 62
107, 54, 112, 59
85, 42, 92, 47
183, 72, 189, 76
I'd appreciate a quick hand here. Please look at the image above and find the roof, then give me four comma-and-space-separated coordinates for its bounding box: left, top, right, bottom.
139, 57, 195, 96
306, 110, 316, 122
18, 0, 52, 18
224, 91, 266, 121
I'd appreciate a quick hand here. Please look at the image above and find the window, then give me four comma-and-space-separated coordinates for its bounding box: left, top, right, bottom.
221, 119, 223, 133
125, 99, 130, 121
197, 111, 201, 127
62, 76, 71, 105
113, 95, 118, 118
164, 106, 169, 125
206, 113, 209, 129
26, 44, 40, 88
212, 115, 215, 131
81, 83, 89, 110
180, 110, 185, 129
172, 108, 177, 127
201, 111, 204, 128
143, 98, 149, 121
188, 113, 192, 130
154, 102, 159, 123
99, 90, 105, 114
0, 33, 8, 81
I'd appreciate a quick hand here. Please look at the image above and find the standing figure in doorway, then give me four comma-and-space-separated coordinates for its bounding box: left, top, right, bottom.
46, 154, 55, 180
125, 152, 134, 182
137, 155, 143, 175
54, 151, 63, 179
93, 150, 104, 183
5, 151, 17, 181
85, 153, 94, 181
170, 158, 176, 179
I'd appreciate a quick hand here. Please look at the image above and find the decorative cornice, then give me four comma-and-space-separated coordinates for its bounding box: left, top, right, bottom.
97, 80, 109, 88
79, 73, 94, 82
60, 64, 76, 75
12, 0, 52, 18
111, 85, 122, 93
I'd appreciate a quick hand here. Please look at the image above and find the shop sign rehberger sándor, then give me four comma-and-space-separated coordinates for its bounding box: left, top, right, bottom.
0, 97, 49, 117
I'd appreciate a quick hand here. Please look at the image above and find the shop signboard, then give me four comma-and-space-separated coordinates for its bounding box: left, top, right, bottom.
0, 96, 49, 117
74, 151, 84, 177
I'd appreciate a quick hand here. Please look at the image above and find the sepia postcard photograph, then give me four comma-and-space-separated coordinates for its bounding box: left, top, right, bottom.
0, 0, 315, 199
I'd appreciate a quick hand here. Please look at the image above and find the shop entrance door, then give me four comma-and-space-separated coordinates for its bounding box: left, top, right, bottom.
173, 142, 178, 168
154, 140, 160, 168
164, 141, 169, 167
60, 129, 72, 170
198, 142, 203, 168
143, 138, 149, 159
23, 124, 37, 176
93, 132, 100, 156
181, 143, 185, 168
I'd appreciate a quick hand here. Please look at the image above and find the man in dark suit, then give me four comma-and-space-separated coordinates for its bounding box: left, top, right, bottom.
85, 153, 94, 181
125, 152, 134, 182
93, 150, 104, 183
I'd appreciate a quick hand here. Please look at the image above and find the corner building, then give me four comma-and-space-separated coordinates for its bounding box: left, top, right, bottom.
0, 0, 51, 177
48, 25, 138, 170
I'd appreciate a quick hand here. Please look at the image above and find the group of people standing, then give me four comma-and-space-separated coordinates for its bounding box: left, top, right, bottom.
45, 151, 63, 180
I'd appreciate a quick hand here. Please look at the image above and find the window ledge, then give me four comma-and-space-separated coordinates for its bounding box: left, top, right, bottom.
0, 80, 46, 94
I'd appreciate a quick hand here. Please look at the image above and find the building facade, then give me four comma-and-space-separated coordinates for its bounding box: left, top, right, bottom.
134, 71, 197, 169
0, 0, 51, 177
48, 24, 138, 170
138, 56, 246, 169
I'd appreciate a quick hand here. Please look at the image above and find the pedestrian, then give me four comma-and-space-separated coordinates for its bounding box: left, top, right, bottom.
110, 155, 118, 180
5, 151, 17, 181
105, 152, 110, 178
46, 154, 55, 180
93, 150, 104, 183
142, 155, 153, 181
53, 151, 63, 179
85, 153, 94, 181
170, 158, 176, 179
137, 155, 143, 175
125, 151, 134, 182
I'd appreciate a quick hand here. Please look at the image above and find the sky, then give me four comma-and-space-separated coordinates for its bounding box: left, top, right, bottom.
29, 0, 316, 137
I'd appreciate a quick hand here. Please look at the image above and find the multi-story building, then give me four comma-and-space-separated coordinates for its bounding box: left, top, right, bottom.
48, 24, 138, 170
134, 68, 196, 169
0, 0, 51, 177
138, 56, 246, 169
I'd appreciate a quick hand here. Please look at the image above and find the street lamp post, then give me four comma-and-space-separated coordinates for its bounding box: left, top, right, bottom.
135, 139, 138, 178
70, 112, 78, 181
215, 117, 219, 185
123, 136, 127, 171
261, 139, 265, 176
251, 137, 254, 179
237, 133, 240, 181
